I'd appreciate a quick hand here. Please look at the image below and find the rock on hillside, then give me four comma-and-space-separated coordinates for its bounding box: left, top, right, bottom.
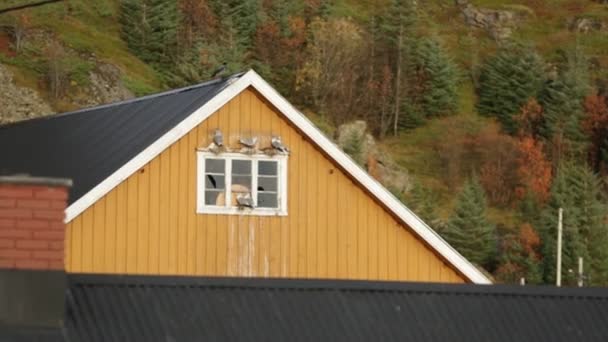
74, 62, 134, 108
0, 63, 53, 124
569, 16, 608, 33
455, 0, 530, 40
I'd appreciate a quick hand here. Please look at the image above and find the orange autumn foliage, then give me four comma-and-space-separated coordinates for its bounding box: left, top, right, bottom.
515, 98, 544, 138
518, 223, 541, 256
515, 136, 552, 202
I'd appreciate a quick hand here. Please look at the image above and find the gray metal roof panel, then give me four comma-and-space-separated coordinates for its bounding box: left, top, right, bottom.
0, 74, 242, 204
61, 275, 608, 342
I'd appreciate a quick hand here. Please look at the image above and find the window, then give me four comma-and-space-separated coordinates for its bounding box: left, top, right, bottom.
197, 152, 287, 215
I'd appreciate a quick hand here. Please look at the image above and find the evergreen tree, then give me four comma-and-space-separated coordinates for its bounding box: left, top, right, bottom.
120, 0, 152, 59
539, 163, 608, 285
228, 0, 259, 50
406, 38, 459, 125
477, 45, 545, 133
379, 0, 417, 135
408, 180, 438, 227
496, 223, 542, 284
539, 52, 590, 158
120, 0, 178, 66
444, 176, 496, 267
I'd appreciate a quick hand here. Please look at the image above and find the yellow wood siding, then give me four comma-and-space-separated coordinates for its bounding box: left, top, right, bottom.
65, 88, 466, 283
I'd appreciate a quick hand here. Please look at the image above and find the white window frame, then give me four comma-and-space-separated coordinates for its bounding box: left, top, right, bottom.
196, 151, 288, 216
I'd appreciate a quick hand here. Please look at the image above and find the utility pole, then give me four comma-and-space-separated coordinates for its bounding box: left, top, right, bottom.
578, 257, 584, 287
556, 208, 563, 287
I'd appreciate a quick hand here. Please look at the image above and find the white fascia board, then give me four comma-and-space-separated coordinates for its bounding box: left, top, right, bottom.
64, 69, 491, 284
64, 75, 252, 223
244, 70, 492, 285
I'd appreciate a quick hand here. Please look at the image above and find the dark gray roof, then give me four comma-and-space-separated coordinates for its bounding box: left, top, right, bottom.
59, 275, 608, 342
0, 74, 242, 204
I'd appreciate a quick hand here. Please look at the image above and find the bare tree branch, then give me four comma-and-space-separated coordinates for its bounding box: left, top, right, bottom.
0, 0, 63, 15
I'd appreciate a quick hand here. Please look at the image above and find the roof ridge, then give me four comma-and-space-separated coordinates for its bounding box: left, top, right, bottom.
0, 72, 245, 129
68, 274, 608, 299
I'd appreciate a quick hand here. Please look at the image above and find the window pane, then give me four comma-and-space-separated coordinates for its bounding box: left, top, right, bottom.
232, 160, 251, 174
205, 175, 225, 190
205, 191, 225, 206
232, 175, 251, 190
258, 161, 277, 176
258, 176, 277, 192
258, 193, 278, 208
205, 159, 225, 173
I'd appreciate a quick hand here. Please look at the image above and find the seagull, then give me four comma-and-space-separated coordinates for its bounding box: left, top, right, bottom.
211, 62, 227, 78
271, 136, 289, 153
239, 136, 258, 148
236, 193, 255, 208
213, 129, 223, 147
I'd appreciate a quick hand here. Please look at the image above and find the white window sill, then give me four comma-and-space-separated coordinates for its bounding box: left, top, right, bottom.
197, 206, 288, 216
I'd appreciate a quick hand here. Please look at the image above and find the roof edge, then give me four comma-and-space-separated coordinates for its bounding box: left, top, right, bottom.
64, 72, 251, 223
67, 274, 608, 299
243, 70, 492, 285
0, 72, 246, 130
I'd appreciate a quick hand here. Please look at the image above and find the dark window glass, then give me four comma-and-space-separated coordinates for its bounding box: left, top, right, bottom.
205, 159, 225, 173
232, 160, 252, 174
205, 191, 222, 205
257, 193, 278, 208
258, 161, 277, 175
257, 176, 277, 192
205, 175, 225, 189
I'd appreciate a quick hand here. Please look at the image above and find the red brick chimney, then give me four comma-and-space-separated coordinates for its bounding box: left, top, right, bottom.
0, 175, 72, 270
0, 175, 71, 329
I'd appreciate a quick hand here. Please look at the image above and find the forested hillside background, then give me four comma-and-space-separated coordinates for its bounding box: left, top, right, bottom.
2, 0, 608, 285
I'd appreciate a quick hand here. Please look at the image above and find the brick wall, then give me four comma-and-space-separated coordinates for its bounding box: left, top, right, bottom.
0, 178, 71, 270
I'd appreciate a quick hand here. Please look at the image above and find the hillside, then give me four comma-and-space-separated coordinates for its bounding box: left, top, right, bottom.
1, 0, 608, 285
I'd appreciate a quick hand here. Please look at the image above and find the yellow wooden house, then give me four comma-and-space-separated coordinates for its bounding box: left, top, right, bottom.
0, 70, 491, 284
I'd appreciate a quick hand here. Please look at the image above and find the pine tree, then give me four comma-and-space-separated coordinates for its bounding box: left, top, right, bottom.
574, 167, 608, 285
407, 181, 438, 227
444, 176, 496, 266
120, 0, 151, 59
539, 162, 608, 285
379, 0, 417, 135
540, 73, 587, 161
405, 38, 459, 126
539, 50, 590, 160
228, 0, 259, 50
477, 45, 545, 133
120, 0, 178, 66
496, 223, 542, 284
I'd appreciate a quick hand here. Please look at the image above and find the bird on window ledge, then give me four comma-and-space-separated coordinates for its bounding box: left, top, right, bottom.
211, 63, 227, 78
236, 193, 255, 209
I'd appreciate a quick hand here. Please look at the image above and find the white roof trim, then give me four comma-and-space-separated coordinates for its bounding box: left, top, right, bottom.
64, 70, 492, 284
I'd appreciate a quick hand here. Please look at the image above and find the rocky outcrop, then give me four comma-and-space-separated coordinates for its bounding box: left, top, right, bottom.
569, 16, 608, 33
0, 63, 53, 124
455, 0, 529, 40
72, 62, 134, 108
336, 120, 411, 195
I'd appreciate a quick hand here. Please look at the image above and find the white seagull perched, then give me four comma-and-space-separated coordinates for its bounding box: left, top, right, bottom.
239, 136, 258, 148
236, 193, 255, 208
271, 135, 289, 153
213, 128, 223, 147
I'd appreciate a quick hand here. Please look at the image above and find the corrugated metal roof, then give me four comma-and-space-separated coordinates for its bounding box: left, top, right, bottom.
0, 326, 64, 342
0, 75, 242, 204
59, 275, 608, 342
